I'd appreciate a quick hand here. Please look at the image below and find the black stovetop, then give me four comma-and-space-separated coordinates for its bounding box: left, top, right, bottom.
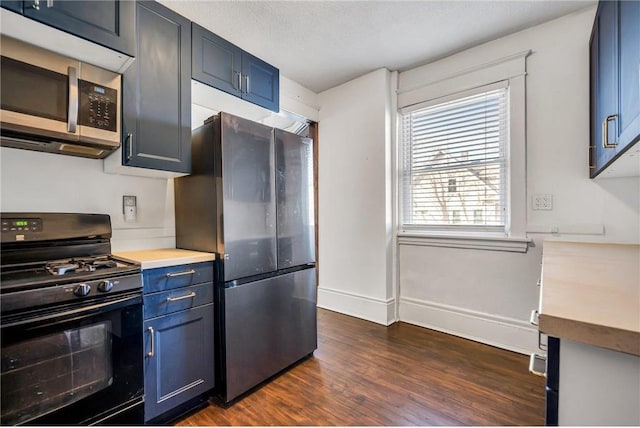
1, 255, 140, 294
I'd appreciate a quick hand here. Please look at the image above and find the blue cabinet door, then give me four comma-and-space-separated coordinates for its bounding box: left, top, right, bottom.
22, 0, 134, 56
143, 304, 215, 422
618, 0, 640, 151
122, 1, 191, 174
192, 23, 242, 98
242, 51, 280, 112
590, 0, 640, 177
591, 1, 619, 176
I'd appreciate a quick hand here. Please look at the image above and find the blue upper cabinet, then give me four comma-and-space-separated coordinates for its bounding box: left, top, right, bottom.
122, 1, 191, 174
192, 23, 280, 112
0, 1, 23, 13
192, 23, 243, 98
242, 51, 280, 113
617, 0, 640, 152
20, 1, 135, 56
590, 0, 640, 177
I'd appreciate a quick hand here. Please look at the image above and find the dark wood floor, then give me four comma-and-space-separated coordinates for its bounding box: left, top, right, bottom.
177, 308, 545, 426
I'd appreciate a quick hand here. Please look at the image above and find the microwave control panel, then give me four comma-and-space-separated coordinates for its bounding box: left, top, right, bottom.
78, 80, 118, 132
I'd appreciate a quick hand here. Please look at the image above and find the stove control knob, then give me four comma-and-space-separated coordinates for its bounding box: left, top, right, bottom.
98, 280, 113, 292
74, 283, 91, 297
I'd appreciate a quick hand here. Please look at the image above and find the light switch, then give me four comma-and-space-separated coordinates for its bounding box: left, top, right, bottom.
123, 195, 137, 222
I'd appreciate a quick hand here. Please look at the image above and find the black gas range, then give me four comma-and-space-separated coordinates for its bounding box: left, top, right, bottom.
0, 213, 144, 426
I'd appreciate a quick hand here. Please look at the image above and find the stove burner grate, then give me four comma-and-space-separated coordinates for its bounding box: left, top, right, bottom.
45, 258, 118, 276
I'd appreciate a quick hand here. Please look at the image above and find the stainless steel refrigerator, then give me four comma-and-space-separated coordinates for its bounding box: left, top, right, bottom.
174, 112, 316, 404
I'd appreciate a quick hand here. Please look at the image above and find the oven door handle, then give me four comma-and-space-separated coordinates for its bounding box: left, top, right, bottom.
2, 294, 142, 329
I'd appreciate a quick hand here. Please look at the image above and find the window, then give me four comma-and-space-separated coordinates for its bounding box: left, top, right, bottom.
400, 84, 508, 234
447, 178, 457, 193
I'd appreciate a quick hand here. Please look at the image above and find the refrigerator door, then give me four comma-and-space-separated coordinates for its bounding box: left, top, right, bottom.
221, 113, 277, 281
275, 129, 316, 269
221, 267, 317, 403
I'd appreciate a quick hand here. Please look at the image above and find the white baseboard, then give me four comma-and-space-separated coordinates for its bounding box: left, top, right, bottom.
399, 296, 538, 355
318, 286, 397, 326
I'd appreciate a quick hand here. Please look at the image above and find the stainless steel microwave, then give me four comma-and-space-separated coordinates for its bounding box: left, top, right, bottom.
0, 36, 121, 159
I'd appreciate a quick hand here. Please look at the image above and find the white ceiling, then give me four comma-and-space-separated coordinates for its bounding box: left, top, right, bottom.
160, 0, 595, 94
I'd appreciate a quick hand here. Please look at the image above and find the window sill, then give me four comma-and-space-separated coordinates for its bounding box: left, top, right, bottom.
397, 232, 532, 253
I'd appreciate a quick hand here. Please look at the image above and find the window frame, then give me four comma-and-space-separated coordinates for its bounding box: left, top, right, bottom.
395, 50, 531, 252
399, 81, 510, 235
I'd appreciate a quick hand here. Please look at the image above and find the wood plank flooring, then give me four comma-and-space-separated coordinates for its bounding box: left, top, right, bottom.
177, 308, 545, 426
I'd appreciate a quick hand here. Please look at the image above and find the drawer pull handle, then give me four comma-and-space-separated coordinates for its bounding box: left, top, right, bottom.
530, 309, 539, 326
529, 353, 547, 377
166, 292, 196, 302
165, 269, 196, 278
147, 326, 154, 358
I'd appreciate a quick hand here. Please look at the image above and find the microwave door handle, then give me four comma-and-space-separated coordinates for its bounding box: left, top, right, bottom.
68, 66, 78, 133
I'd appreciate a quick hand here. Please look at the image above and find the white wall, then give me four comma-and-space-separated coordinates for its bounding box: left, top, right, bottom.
397, 6, 640, 354
317, 68, 396, 325
0, 147, 176, 251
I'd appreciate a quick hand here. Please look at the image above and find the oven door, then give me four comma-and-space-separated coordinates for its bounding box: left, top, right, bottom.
0, 292, 143, 426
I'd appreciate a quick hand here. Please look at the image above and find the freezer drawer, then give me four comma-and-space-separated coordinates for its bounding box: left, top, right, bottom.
220, 267, 317, 402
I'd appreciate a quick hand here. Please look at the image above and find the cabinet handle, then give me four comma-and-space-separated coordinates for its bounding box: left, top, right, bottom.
32, 1, 40, 10
165, 269, 196, 278
529, 353, 546, 377
147, 326, 154, 358
166, 292, 196, 302
46, 0, 53, 7
126, 133, 133, 160
235, 71, 242, 90
244, 75, 250, 94
67, 66, 78, 133
602, 114, 618, 148
529, 309, 539, 326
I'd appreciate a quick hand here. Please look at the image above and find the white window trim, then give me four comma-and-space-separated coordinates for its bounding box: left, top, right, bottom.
398, 233, 531, 253
396, 50, 531, 251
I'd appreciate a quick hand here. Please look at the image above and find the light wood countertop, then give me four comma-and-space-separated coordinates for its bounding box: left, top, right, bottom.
113, 248, 216, 270
538, 241, 640, 356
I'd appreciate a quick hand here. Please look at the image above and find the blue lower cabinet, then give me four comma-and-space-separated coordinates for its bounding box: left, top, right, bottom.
143, 303, 214, 422
545, 336, 560, 426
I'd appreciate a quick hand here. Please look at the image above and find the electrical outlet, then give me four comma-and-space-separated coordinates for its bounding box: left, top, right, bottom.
123, 195, 137, 222
533, 194, 553, 211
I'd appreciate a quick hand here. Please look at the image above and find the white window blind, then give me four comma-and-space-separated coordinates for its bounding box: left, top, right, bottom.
401, 85, 508, 233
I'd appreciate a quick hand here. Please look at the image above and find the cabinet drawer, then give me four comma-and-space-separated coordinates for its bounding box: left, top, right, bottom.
143, 262, 213, 293
144, 282, 213, 320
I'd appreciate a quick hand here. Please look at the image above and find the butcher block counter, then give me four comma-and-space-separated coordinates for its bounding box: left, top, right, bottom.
113, 248, 216, 270
538, 240, 640, 356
